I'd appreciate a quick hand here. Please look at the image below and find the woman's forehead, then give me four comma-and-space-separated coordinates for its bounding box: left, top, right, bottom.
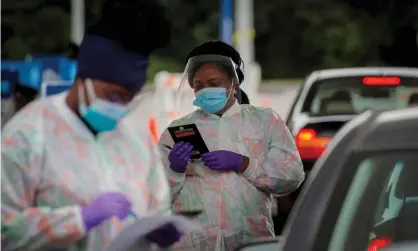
193, 64, 228, 81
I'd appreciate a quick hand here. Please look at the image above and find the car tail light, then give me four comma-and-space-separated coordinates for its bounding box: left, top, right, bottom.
368, 237, 392, 251
295, 128, 332, 160
362, 76, 401, 86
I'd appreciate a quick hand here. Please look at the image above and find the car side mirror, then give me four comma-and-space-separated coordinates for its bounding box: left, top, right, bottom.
235, 239, 282, 251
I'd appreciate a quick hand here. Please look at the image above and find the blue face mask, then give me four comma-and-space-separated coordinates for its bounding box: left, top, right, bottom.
79, 79, 129, 132
193, 87, 229, 113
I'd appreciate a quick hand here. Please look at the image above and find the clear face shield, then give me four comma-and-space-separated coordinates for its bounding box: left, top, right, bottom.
176, 54, 239, 117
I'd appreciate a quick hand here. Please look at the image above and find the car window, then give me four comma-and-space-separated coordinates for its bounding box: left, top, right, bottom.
373, 161, 404, 224
327, 152, 418, 251
286, 84, 304, 125
301, 76, 418, 116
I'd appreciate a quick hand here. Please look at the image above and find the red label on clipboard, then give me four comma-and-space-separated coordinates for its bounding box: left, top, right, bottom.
175, 130, 196, 138
167, 124, 209, 159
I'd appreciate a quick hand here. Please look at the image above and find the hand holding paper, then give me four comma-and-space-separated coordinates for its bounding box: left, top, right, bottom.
104, 214, 203, 251
145, 223, 182, 248
81, 192, 132, 231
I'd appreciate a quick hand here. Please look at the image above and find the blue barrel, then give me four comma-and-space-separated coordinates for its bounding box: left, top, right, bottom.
59, 58, 77, 81
1, 60, 43, 90
1, 69, 18, 99
20, 62, 43, 90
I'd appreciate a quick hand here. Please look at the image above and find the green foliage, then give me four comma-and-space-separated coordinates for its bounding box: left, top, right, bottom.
146, 56, 183, 81
2, 6, 70, 59
4, 37, 30, 59
295, 0, 389, 68
2, 0, 417, 78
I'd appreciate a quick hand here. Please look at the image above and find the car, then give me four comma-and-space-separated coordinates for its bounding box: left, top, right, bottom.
273, 67, 418, 235
286, 67, 418, 172
236, 107, 418, 251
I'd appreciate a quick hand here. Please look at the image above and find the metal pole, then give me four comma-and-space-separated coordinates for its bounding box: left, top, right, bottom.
235, 0, 255, 94
220, 0, 233, 45
71, 0, 85, 45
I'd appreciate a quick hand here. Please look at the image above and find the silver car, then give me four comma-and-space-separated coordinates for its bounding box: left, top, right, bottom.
238, 106, 418, 251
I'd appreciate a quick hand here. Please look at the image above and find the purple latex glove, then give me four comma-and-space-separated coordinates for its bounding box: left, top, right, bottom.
201, 150, 244, 171
168, 142, 193, 173
145, 223, 183, 248
81, 192, 132, 231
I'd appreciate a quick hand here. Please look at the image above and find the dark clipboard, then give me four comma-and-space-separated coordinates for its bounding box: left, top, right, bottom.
167, 124, 209, 159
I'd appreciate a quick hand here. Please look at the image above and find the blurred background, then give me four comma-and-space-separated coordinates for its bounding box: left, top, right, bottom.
2, 0, 418, 80
2, 2, 418, 248
1, 0, 418, 128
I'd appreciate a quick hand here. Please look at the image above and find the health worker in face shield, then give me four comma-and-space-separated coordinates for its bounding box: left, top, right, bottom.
1, 1, 181, 250
158, 40, 305, 251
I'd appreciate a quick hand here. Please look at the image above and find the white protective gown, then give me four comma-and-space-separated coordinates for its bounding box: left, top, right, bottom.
158, 101, 305, 251
1, 92, 171, 251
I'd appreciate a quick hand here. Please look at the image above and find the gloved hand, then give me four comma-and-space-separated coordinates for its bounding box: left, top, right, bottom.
146, 223, 182, 248
81, 192, 132, 231
168, 142, 193, 173
201, 150, 244, 171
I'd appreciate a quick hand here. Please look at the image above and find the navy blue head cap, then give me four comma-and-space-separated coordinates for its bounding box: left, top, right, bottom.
76, 35, 148, 93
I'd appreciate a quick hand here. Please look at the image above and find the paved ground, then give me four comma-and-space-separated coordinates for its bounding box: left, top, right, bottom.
253, 87, 300, 119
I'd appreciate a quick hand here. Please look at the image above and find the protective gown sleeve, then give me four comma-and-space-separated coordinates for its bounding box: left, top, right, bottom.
144, 131, 172, 215
157, 128, 186, 202
1, 127, 86, 250
241, 108, 305, 196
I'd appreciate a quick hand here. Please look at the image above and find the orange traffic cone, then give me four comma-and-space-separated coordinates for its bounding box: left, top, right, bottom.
261, 98, 271, 107
164, 74, 175, 88
168, 111, 177, 119
148, 116, 159, 144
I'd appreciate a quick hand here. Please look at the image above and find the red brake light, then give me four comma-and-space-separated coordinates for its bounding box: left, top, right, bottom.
362, 76, 401, 86
296, 129, 317, 141
368, 237, 392, 251
295, 128, 332, 160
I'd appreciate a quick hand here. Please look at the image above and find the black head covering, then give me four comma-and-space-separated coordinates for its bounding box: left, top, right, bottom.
185, 40, 249, 104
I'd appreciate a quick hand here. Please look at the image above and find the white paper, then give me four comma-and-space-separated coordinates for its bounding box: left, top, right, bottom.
104, 215, 204, 251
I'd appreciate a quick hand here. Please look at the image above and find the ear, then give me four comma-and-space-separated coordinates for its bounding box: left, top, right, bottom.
234, 83, 239, 95
232, 78, 239, 92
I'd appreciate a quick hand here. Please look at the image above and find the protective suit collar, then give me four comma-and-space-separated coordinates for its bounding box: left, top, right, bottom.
199, 99, 240, 119
53, 92, 103, 141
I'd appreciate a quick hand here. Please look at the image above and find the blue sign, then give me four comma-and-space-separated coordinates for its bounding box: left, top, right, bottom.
21, 62, 43, 89
31, 55, 63, 73
59, 58, 77, 81
1, 61, 42, 90
2, 81, 10, 93
40, 81, 73, 97
1, 56, 76, 91
1, 61, 24, 71
32, 55, 77, 82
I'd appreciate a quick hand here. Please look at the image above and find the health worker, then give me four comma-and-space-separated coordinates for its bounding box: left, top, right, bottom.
158, 40, 305, 251
1, 1, 181, 250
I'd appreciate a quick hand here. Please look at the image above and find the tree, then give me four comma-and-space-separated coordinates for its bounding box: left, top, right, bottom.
2, 3, 70, 59
347, 0, 418, 66
2, 0, 417, 77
